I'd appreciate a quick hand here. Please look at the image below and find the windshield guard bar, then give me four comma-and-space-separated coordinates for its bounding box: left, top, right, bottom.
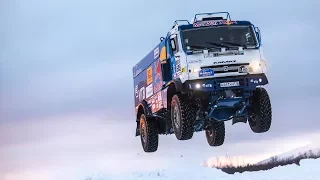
194, 12, 231, 23
174, 20, 191, 26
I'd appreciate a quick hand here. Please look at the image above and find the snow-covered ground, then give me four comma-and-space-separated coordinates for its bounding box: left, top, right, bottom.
1, 110, 320, 180
200, 142, 320, 169
86, 159, 320, 180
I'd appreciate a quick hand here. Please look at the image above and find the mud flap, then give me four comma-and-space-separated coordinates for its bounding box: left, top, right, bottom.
136, 123, 140, 136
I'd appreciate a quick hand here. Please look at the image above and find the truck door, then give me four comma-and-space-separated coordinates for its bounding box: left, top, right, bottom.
169, 34, 182, 79
160, 38, 172, 83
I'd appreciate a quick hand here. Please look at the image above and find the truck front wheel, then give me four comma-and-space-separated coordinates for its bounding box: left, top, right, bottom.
205, 121, 225, 146
171, 94, 196, 140
139, 114, 159, 152
248, 87, 272, 133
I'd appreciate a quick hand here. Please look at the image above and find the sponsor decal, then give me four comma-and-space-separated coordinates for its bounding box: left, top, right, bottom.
157, 92, 161, 101
188, 59, 202, 64
172, 63, 176, 79
172, 57, 182, 78
146, 84, 153, 99
147, 66, 153, 85
154, 47, 159, 59
213, 60, 236, 65
204, 53, 214, 58
199, 68, 214, 77
134, 81, 147, 106
210, 51, 244, 57
176, 59, 181, 73
193, 20, 238, 27
135, 85, 139, 98
153, 59, 163, 92
181, 67, 186, 73
138, 87, 145, 102
159, 46, 167, 61
133, 66, 142, 77
150, 92, 163, 113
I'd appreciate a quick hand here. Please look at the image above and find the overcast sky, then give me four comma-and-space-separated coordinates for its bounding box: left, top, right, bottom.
1, 0, 320, 121
1, 0, 320, 179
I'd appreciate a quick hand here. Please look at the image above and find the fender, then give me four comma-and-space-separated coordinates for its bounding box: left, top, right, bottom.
136, 100, 152, 121
166, 78, 185, 93
135, 100, 152, 136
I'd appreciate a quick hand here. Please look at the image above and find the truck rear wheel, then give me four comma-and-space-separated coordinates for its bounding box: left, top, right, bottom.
171, 94, 196, 140
139, 114, 158, 152
248, 87, 272, 133
205, 121, 225, 146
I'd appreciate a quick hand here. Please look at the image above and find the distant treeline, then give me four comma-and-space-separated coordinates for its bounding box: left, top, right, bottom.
215, 150, 320, 174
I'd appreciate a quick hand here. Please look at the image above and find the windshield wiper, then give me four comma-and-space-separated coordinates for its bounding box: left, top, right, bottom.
205, 41, 230, 48
187, 45, 220, 51
219, 41, 247, 48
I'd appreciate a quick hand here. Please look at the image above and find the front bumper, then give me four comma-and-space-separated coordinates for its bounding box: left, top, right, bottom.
184, 73, 268, 92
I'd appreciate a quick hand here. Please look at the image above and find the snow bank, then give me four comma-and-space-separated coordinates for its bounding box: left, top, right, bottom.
205, 143, 320, 174
87, 159, 320, 180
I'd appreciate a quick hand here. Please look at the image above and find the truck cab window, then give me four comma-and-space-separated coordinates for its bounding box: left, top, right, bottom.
170, 36, 179, 54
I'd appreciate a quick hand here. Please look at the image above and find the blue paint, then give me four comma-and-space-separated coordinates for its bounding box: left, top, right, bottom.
199, 68, 214, 77
133, 35, 168, 111
207, 94, 250, 121
133, 70, 148, 107
170, 58, 177, 79
187, 74, 268, 92
132, 40, 166, 78
133, 12, 264, 117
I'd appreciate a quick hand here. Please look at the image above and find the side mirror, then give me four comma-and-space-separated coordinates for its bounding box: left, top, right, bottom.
255, 27, 261, 45
170, 38, 176, 51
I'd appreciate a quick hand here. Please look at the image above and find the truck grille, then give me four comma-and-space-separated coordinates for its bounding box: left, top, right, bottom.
201, 63, 249, 74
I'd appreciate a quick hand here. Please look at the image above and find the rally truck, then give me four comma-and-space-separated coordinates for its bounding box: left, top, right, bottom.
132, 12, 272, 153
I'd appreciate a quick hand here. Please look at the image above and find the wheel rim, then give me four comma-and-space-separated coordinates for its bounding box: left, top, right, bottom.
173, 104, 180, 129
141, 121, 147, 144
208, 128, 216, 138
249, 114, 258, 126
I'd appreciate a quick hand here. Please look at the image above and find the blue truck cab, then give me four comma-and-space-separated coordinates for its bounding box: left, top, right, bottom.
133, 12, 272, 153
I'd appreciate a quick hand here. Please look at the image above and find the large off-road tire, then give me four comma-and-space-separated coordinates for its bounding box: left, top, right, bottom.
205, 121, 225, 146
139, 114, 158, 152
248, 87, 272, 133
171, 94, 196, 140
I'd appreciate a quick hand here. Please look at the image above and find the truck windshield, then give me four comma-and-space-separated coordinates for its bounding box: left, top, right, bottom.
181, 26, 257, 51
